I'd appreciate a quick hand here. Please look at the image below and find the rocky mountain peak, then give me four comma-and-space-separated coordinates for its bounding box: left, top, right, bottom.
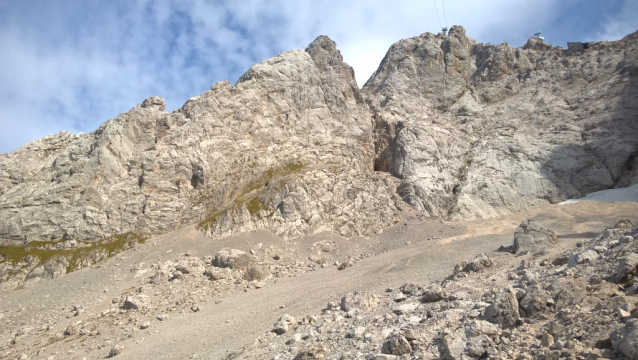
305, 35, 344, 70
140, 96, 166, 111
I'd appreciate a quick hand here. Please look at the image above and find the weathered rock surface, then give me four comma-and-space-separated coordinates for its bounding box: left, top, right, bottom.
363, 27, 638, 221
0, 35, 403, 246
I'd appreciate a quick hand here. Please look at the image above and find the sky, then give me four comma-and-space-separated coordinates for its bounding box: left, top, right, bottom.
0, 0, 637, 154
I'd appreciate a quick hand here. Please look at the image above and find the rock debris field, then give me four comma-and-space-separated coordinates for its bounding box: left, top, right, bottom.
1, 201, 638, 359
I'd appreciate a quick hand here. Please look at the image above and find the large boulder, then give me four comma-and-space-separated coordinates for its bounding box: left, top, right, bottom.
213, 249, 252, 269
513, 220, 557, 254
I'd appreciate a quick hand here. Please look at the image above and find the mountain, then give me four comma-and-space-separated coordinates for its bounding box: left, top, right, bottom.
0, 26, 637, 287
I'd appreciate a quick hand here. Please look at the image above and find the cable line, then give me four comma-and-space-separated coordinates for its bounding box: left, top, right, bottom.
441, 0, 448, 29
432, 0, 442, 30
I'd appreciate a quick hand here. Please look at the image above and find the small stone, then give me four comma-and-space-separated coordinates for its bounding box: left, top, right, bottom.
541, 334, 554, 347
382, 333, 412, 355
109, 344, 123, 357
272, 314, 295, 335
140, 322, 150, 329
338, 259, 355, 270
63, 325, 78, 336
548, 322, 564, 336
157, 314, 168, 321
123, 296, 144, 310
346, 326, 365, 339
191, 305, 200, 312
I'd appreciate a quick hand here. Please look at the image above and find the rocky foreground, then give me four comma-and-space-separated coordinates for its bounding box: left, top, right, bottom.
0, 201, 637, 359
235, 219, 638, 360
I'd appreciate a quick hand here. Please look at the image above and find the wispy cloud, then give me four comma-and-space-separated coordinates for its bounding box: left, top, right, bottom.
0, 0, 636, 154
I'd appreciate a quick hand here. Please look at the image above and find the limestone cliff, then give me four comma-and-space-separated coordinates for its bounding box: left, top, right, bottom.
1, 27, 637, 246
364, 26, 638, 220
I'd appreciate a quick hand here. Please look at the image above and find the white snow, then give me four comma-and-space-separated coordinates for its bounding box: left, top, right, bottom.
560, 184, 638, 204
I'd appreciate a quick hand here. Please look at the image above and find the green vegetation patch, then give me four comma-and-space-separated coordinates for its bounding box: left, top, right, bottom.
197, 162, 306, 230
0, 232, 147, 274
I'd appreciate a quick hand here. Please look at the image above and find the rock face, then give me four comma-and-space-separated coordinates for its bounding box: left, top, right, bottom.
1, 27, 638, 248
0, 35, 403, 245
363, 26, 638, 221
513, 219, 557, 254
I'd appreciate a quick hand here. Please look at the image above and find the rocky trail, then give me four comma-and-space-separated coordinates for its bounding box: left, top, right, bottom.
1, 200, 638, 359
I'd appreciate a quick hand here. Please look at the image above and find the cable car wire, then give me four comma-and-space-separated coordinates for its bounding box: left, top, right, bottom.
442, 0, 448, 29
432, 0, 442, 30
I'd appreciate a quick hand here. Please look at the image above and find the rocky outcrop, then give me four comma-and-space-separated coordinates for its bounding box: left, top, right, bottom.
513, 219, 557, 254
363, 27, 638, 221
1, 26, 637, 252
0, 36, 403, 245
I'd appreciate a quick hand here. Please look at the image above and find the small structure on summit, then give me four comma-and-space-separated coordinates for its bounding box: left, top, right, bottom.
567, 41, 590, 55
523, 31, 552, 51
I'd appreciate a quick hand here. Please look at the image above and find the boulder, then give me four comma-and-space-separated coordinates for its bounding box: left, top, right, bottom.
484, 289, 520, 328
272, 314, 295, 335
382, 333, 412, 355
513, 220, 557, 254
213, 249, 252, 269
567, 250, 598, 268
243, 265, 268, 281
612, 319, 638, 360
616, 254, 638, 283
340, 292, 379, 312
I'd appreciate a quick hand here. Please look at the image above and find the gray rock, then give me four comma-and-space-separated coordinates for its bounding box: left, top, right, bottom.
567, 250, 598, 268
340, 292, 379, 312
513, 220, 557, 254
123, 295, 144, 310
213, 249, 251, 269
108, 344, 123, 358
243, 265, 268, 281
337, 259, 355, 270
272, 314, 295, 335
293, 343, 331, 360
616, 254, 638, 283
421, 285, 447, 303
466, 320, 501, 338
383, 333, 412, 355
63, 325, 78, 336
612, 319, 638, 360
484, 289, 520, 328
440, 328, 467, 360
455, 253, 495, 273
203, 268, 227, 281
518, 285, 550, 317
150, 270, 167, 284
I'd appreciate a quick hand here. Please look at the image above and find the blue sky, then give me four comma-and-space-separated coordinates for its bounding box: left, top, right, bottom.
0, 0, 636, 154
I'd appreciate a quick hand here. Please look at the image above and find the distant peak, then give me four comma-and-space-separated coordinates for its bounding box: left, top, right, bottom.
305, 35, 344, 70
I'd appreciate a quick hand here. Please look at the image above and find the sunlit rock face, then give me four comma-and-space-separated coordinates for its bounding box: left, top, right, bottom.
1, 27, 637, 244
363, 26, 638, 221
